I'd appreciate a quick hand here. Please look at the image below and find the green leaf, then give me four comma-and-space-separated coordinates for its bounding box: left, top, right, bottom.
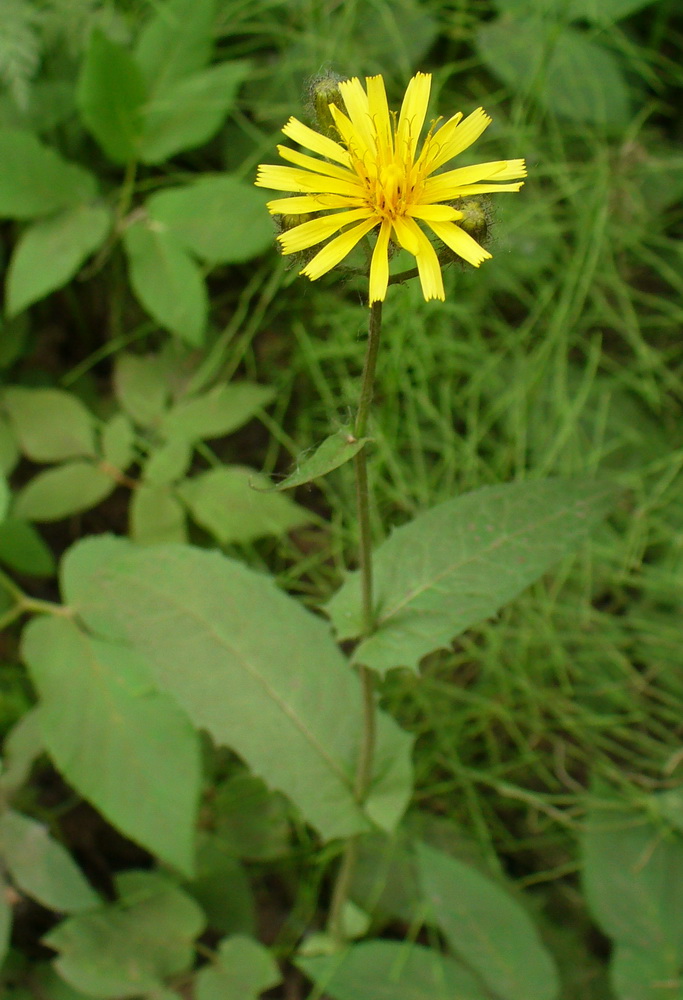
147, 175, 273, 264
0, 518, 55, 576
114, 352, 170, 428
135, 0, 216, 92
13, 462, 114, 522
417, 843, 560, 1000
123, 218, 207, 345
6, 203, 111, 316
211, 774, 290, 861
43, 871, 205, 998
0, 472, 8, 521
582, 802, 683, 995
566, 0, 659, 24
185, 834, 255, 936
2, 387, 96, 462
101, 413, 135, 472
178, 465, 311, 544
22, 616, 201, 874
0, 413, 19, 474
63, 540, 413, 841
139, 60, 250, 164
130, 486, 187, 545
269, 428, 370, 491
0, 707, 43, 793
196, 935, 281, 1000
0, 810, 100, 913
0, 129, 96, 219
77, 30, 146, 163
327, 478, 618, 674
298, 941, 488, 1000
160, 382, 274, 441
144, 438, 193, 486
476, 19, 630, 126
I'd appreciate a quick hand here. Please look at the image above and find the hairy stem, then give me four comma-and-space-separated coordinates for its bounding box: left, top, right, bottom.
328, 301, 383, 942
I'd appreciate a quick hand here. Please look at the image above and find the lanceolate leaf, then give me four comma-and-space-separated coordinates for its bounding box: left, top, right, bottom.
63, 539, 413, 840
21, 616, 201, 874
267, 428, 371, 491
417, 843, 560, 1000
327, 478, 618, 674
135, 0, 216, 92
0, 130, 96, 219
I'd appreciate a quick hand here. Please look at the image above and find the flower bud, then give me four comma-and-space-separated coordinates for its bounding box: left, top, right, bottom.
452, 196, 492, 247
308, 72, 346, 138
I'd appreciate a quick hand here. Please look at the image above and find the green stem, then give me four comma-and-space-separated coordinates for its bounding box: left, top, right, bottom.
327, 301, 383, 942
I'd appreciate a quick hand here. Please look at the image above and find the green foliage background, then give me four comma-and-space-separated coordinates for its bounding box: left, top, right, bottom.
0, 0, 681, 998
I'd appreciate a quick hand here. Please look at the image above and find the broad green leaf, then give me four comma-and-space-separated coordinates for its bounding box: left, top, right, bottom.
101, 413, 135, 472
0, 873, 11, 966
565, 0, 660, 23
135, 0, 216, 92
269, 428, 370, 491
211, 774, 290, 861
144, 438, 193, 486
148, 175, 273, 264
44, 871, 205, 998
0, 707, 43, 793
417, 843, 560, 1000
185, 834, 255, 936
124, 218, 207, 345
652, 788, 683, 835
114, 352, 169, 428
2, 387, 96, 462
582, 803, 683, 972
327, 478, 618, 674
0, 518, 55, 576
6, 204, 111, 316
4, 963, 94, 1000
0, 130, 96, 219
178, 465, 311, 544
195, 935, 281, 1000
130, 486, 187, 545
77, 30, 146, 163
476, 19, 629, 126
298, 941, 488, 1000
0, 810, 100, 913
22, 616, 201, 874
13, 462, 114, 522
139, 61, 250, 164
160, 382, 275, 441
610, 943, 682, 1000
63, 540, 413, 840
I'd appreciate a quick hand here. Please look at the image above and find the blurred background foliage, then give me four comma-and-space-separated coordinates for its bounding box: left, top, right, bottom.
0, 0, 681, 997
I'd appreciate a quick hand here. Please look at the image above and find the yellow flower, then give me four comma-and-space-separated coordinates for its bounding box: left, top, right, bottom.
255, 73, 526, 304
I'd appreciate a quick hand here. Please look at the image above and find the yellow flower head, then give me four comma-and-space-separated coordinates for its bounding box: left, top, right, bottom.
255, 73, 526, 304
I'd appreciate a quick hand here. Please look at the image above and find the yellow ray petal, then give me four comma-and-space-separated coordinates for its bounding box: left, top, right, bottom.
338, 77, 376, 156
423, 158, 527, 200
369, 220, 391, 303
276, 145, 356, 182
255, 164, 364, 197
426, 107, 492, 173
366, 75, 392, 161
267, 194, 365, 215
412, 222, 445, 301
392, 214, 421, 255
301, 218, 378, 280
407, 204, 463, 222
427, 219, 492, 267
396, 72, 431, 163
281, 116, 351, 166
278, 208, 374, 254
447, 181, 525, 196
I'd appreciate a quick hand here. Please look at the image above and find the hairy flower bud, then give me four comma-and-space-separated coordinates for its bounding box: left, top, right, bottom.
308, 72, 347, 138
451, 196, 492, 247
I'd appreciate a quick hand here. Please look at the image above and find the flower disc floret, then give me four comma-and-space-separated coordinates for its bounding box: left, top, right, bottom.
255, 73, 526, 303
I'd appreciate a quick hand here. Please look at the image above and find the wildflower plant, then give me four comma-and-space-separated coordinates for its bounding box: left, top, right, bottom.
254, 72, 618, 962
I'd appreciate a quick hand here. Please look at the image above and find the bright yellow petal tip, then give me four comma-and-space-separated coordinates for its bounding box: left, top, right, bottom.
255, 73, 525, 303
